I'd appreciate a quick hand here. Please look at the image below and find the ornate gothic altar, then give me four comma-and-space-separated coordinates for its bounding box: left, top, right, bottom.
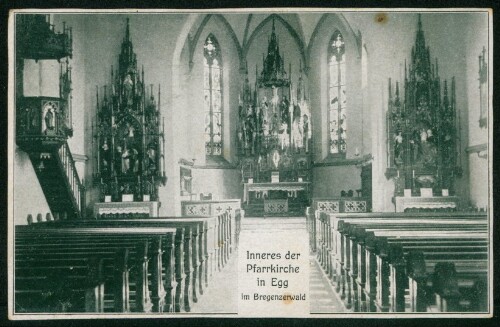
237, 19, 312, 216
386, 15, 462, 200
93, 19, 166, 212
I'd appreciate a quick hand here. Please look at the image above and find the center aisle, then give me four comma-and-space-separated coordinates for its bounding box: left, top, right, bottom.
190, 217, 345, 314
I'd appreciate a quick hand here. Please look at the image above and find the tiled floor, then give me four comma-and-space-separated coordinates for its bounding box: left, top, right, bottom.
190, 217, 345, 314
190, 255, 239, 314
309, 257, 346, 313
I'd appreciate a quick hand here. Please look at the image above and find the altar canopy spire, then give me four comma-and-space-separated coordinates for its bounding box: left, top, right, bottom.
259, 16, 289, 87
119, 18, 137, 79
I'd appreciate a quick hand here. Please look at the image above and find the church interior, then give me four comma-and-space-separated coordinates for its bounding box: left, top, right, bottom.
11, 11, 491, 315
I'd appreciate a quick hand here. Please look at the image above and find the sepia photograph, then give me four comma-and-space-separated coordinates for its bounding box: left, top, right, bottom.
7, 8, 493, 319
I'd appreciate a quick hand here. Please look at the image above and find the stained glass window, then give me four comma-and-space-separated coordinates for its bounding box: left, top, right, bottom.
328, 31, 346, 155
203, 35, 223, 156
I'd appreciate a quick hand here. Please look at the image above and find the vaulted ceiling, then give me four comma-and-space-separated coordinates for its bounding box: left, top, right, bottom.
189, 12, 358, 53
186, 12, 360, 71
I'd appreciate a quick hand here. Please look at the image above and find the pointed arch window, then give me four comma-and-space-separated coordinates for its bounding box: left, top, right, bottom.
328, 30, 347, 155
203, 35, 223, 157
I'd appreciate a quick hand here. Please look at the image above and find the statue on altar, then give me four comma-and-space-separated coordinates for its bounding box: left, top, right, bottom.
122, 146, 139, 175
280, 95, 290, 131
271, 87, 279, 111
123, 73, 134, 106
262, 119, 270, 137
408, 126, 437, 168
243, 104, 255, 153
100, 140, 112, 178
271, 149, 280, 170
394, 131, 403, 165
254, 102, 263, 153
419, 128, 437, 168
237, 103, 245, 149
270, 112, 279, 136
114, 145, 123, 175
291, 103, 303, 150
146, 142, 157, 173
261, 96, 269, 123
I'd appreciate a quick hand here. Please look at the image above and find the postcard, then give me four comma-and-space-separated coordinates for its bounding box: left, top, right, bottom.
7, 8, 493, 319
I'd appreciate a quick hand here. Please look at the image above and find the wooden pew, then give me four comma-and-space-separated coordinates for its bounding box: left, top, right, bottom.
337, 220, 486, 310
45, 220, 198, 313
336, 218, 488, 313
312, 212, 488, 312
376, 234, 485, 313
315, 212, 487, 279
15, 226, 177, 313
316, 212, 486, 291
33, 211, 234, 312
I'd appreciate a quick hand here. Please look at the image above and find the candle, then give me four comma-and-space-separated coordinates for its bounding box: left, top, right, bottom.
397, 170, 400, 178
412, 170, 415, 179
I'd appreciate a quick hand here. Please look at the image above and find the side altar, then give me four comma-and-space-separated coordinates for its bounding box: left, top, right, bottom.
237, 19, 312, 217
386, 15, 463, 212
92, 19, 166, 218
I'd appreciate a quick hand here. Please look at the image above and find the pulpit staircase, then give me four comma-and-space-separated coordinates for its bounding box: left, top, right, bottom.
28, 143, 85, 219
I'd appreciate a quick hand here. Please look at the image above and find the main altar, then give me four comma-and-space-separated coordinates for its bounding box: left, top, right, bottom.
237, 19, 312, 216
92, 19, 166, 218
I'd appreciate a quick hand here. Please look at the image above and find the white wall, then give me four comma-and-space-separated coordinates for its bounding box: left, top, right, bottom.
312, 165, 361, 198
464, 13, 489, 208
192, 168, 242, 200
13, 147, 51, 225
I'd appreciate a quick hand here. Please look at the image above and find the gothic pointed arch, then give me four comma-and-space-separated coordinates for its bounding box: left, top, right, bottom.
243, 14, 307, 72
189, 14, 243, 71
307, 13, 362, 62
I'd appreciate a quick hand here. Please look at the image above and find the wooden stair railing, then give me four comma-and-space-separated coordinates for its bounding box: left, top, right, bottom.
56, 142, 85, 218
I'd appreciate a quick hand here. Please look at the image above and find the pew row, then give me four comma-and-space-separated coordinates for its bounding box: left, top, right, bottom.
15, 226, 177, 313
39, 215, 228, 310
309, 211, 489, 313
15, 211, 238, 314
